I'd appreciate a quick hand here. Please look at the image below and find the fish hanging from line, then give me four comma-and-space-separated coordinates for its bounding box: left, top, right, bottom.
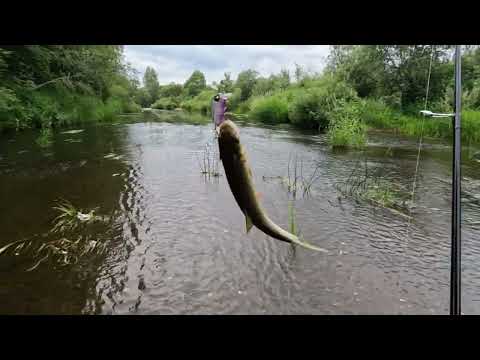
217, 120, 327, 253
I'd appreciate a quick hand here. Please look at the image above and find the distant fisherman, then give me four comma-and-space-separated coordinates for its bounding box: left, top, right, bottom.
212, 93, 229, 134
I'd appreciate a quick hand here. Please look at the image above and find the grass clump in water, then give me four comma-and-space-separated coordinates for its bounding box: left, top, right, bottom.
363, 180, 398, 208
196, 142, 221, 178
327, 100, 367, 149
36, 127, 53, 148
335, 157, 410, 217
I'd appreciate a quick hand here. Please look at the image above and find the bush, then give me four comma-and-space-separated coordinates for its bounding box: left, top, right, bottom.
152, 97, 179, 110
228, 88, 242, 111
288, 88, 328, 129
0, 86, 32, 129
288, 76, 358, 130
181, 89, 216, 114
249, 95, 289, 124
121, 99, 142, 113
236, 98, 253, 114
327, 100, 367, 148
360, 99, 397, 129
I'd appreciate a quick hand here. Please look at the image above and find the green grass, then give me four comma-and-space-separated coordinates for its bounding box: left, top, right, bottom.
363, 182, 398, 208
327, 100, 367, 149
360, 98, 480, 144
35, 127, 53, 148
144, 109, 210, 125
181, 89, 217, 115
249, 94, 289, 124
152, 97, 180, 110
0, 86, 142, 132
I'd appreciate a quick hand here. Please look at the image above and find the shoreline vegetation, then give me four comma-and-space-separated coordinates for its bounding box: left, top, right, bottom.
2, 46, 480, 149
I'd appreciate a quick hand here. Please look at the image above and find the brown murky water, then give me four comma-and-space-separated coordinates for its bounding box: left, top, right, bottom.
1, 114, 480, 314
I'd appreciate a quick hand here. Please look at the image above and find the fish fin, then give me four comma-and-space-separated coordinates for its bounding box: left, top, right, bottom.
245, 214, 253, 234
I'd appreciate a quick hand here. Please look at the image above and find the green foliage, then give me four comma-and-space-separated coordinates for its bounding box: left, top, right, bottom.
249, 94, 289, 124
218, 72, 234, 93
288, 76, 358, 130
327, 100, 367, 148
252, 69, 291, 97
36, 127, 53, 148
181, 89, 216, 114
134, 88, 152, 108
143, 66, 160, 103
236, 69, 259, 101
0, 87, 22, 126
0, 45, 142, 131
159, 83, 183, 98
364, 181, 399, 208
327, 45, 454, 109
184, 70, 207, 97
152, 97, 179, 110
227, 87, 242, 111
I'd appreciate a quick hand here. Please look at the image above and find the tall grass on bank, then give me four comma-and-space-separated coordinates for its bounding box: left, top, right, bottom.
143, 109, 210, 125
181, 89, 217, 115
360, 99, 480, 144
249, 95, 289, 124
0, 87, 141, 132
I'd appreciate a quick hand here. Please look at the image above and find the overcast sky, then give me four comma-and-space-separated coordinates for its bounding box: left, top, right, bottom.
123, 45, 331, 85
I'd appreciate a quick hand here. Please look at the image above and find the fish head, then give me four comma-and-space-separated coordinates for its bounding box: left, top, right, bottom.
218, 120, 241, 150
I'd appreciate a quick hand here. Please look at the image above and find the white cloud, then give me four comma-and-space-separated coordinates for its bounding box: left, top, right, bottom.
123, 45, 331, 86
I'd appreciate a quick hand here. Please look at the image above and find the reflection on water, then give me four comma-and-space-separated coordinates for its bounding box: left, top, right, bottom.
1, 117, 480, 314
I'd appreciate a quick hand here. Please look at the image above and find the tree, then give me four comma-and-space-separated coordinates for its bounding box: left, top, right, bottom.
159, 83, 183, 98
326, 45, 455, 108
218, 72, 234, 93
143, 66, 160, 104
135, 88, 151, 108
379, 45, 453, 107
184, 70, 206, 97
271, 69, 290, 90
236, 69, 259, 101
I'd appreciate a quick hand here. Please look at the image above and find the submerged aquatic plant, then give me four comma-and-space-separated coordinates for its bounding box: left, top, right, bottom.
335, 156, 410, 217
281, 153, 322, 198
196, 141, 221, 178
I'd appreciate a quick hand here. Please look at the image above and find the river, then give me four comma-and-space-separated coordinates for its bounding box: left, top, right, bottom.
1, 113, 480, 314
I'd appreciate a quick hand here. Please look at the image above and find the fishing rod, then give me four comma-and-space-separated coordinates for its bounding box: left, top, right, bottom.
420, 45, 462, 315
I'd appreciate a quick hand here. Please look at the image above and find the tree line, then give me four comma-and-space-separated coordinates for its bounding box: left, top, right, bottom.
0, 45, 141, 131
2, 45, 480, 145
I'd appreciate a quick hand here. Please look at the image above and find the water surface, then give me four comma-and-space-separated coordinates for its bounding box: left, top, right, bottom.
1, 116, 479, 314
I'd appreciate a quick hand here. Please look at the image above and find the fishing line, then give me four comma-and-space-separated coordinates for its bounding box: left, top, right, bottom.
405, 45, 435, 239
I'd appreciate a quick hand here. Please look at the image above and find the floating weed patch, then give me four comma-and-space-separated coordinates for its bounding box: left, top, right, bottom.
335, 157, 411, 218
0, 199, 112, 271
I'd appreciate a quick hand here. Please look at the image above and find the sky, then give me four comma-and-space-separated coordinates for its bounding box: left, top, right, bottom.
123, 45, 331, 86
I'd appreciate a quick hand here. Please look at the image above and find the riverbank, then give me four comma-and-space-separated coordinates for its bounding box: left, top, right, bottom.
0, 90, 142, 134
226, 100, 480, 147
